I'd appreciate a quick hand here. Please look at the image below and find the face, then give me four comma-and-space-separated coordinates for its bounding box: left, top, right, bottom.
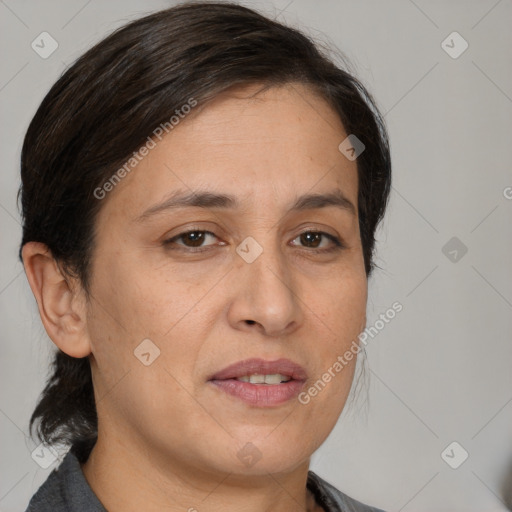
84, 83, 367, 478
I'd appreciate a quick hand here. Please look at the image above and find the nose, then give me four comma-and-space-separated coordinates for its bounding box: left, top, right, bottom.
226, 238, 303, 337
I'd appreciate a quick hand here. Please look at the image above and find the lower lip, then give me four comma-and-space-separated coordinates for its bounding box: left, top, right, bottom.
209, 379, 305, 407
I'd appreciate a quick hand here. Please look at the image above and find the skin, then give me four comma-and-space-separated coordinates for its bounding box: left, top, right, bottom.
23, 82, 367, 512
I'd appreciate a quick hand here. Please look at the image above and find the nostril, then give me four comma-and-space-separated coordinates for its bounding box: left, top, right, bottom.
246, 320, 256, 325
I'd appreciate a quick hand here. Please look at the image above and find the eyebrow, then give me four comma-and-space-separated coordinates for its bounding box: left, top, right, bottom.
135, 188, 356, 222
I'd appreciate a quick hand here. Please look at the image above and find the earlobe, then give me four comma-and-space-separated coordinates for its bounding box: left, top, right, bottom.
21, 242, 92, 358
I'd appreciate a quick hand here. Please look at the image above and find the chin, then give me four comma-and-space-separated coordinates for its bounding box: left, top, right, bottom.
229, 453, 309, 478
224, 436, 313, 477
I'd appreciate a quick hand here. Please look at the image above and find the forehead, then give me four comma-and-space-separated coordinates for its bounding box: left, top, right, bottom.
99, 83, 358, 219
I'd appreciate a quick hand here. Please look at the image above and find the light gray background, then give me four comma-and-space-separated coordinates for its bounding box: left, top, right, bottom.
1, 1, 511, 511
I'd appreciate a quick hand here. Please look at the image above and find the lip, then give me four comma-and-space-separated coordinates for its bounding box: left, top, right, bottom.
208, 358, 307, 407
209, 358, 308, 381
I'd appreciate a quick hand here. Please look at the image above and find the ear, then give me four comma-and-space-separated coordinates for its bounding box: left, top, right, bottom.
22, 242, 92, 358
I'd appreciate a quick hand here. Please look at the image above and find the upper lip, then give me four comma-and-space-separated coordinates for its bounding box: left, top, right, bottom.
208, 358, 308, 381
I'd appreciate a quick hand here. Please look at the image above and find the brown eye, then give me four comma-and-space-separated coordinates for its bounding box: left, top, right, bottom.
164, 230, 220, 250
180, 231, 207, 247
300, 231, 322, 248
291, 231, 344, 252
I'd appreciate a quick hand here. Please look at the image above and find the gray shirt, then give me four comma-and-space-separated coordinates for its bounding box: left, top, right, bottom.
25, 450, 385, 512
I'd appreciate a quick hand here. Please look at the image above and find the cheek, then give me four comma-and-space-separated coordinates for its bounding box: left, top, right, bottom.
86, 256, 217, 441
302, 270, 367, 408
89, 251, 196, 337
314, 267, 368, 342
86, 253, 221, 390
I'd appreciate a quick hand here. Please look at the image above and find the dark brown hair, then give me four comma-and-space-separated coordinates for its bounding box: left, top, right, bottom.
19, 1, 391, 463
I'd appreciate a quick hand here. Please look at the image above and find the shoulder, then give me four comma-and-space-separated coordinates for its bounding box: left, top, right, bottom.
24, 450, 106, 512
307, 470, 386, 512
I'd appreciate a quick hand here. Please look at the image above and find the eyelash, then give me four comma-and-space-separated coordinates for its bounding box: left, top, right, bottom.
163, 229, 346, 254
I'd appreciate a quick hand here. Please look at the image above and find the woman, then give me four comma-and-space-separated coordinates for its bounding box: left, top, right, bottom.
20, 2, 391, 511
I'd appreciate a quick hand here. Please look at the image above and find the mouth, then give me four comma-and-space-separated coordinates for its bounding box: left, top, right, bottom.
207, 358, 307, 407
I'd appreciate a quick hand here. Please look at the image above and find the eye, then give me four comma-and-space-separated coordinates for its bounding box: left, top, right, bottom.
163, 228, 345, 254
290, 230, 344, 252
164, 229, 223, 251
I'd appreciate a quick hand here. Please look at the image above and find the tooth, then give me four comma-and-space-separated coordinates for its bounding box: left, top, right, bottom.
235, 373, 292, 384
264, 374, 283, 385
272, 374, 292, 383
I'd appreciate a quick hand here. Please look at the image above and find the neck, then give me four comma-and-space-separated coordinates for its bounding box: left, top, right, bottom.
81, 427, 321, 512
